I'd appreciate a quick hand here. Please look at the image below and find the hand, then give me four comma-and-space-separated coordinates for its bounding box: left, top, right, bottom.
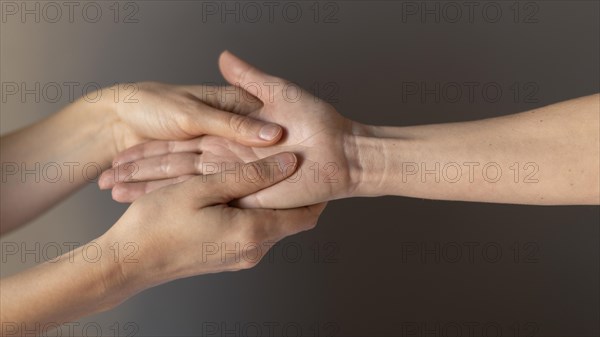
101, 81, 285, 153
100, 152, 325, 293
99, 51, 367, 208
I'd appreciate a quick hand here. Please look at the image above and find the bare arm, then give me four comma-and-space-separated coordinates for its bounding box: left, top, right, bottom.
103, 53, 600, 207
351, 94, 600, 205
0, 99, 117, 234
0, 238, 128, 335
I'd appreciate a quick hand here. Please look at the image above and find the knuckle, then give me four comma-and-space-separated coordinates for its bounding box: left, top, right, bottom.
228, 114, 252, 135
193, 154, 204, 173
160, 155, 173, 175
242, 162, 266, 185
112, 184, 132, 203
307, 211, 322, 230
167, 140, 177, 153
306, 219, 318, 230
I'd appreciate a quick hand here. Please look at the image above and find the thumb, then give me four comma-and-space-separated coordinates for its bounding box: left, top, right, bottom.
189, 152, 298, 207
218, 50, 286, 104
191, 103, 283, 146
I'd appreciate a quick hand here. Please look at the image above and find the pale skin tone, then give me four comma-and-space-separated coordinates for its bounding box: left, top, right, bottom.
1, 154, 324, 336
1, 81, 286, 235
2, 51, 599, 336
102, 51, 600, 206
0, 81, 324, 335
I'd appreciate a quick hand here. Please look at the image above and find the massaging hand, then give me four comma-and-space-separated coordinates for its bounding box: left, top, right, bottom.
104, 152, 325, 290
100, 51, 365, 208
105, 81, 284, 153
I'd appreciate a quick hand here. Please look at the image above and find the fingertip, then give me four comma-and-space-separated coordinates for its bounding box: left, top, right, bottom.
111, 185, 124, 202
219, 50, 242, 67
98, 171, 113, 190
218, 50, 243, 83
218, 51, 227, 70
273, 152, 297, 177
111, 184, 131, 203
219, 50, 231, 62
225, 114, 283, 147
258, 123, 283, 143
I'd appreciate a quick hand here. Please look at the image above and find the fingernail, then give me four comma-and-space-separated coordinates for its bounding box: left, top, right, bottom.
275, 153, 297, 173
259, 124, 282, 141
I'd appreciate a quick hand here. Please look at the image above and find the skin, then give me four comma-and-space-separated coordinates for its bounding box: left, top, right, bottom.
1, 153, 325, 336
101, 55, 360, 208
101, 51, 600, 206
0, 79, 325, 335
2, 51, 598, 335
1, 82, 284, 235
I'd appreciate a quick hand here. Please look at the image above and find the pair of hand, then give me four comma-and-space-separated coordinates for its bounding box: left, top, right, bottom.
99, 51, 365, 208
95, 51, 363, 286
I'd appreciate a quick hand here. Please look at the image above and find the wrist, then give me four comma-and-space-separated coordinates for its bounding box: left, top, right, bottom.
99, 216, 179, 297
343, 122, 388, 198
93, 231, 146, 309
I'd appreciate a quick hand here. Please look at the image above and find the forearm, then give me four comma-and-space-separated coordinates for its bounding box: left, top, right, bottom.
351, 94, 600, 205
0, 236, 136, 336
1, 97, 119, 234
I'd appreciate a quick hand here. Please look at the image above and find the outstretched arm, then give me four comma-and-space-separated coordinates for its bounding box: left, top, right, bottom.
103, 52, 599, 206
350, 93, 600, 205
1, 82, 283, 235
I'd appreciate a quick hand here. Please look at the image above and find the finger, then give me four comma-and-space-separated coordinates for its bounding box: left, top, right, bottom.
218, 50, 288, 104
244, 203, 327, 243
183, 85, 263, 116
111, 175, 195, 203
99, 152, 206, 189
99, 163, 137, 190
186, 100, 283, 146
235, 183, 327, 209
111, 139, 205, 167
187, 152, 298, 207
267, 202, 327, 241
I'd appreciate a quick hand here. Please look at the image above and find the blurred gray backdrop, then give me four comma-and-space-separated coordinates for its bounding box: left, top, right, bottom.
1, 1, 599, 336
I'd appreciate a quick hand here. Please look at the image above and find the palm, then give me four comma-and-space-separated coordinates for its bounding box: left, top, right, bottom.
200, 97, 354, 208
101, 52, 359, 208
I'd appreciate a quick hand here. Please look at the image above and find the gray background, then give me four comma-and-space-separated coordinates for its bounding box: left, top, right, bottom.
1, 1, 599, 336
